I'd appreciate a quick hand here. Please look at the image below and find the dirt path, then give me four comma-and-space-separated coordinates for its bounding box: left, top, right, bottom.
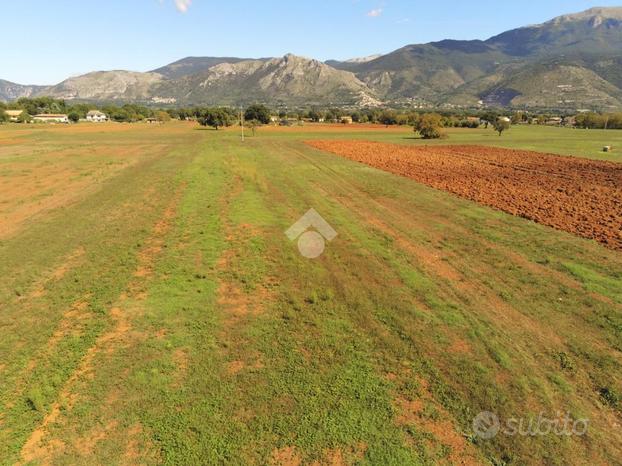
306, 141, 622, 250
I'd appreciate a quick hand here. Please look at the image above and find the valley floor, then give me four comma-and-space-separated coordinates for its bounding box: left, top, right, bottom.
0, 122, 621, 465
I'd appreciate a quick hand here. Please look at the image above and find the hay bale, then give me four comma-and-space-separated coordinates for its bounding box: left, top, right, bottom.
603, 146, 612, 152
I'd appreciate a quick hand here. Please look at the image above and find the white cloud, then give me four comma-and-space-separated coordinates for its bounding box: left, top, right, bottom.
367, 8, 383, 18
174, 0, 192, 13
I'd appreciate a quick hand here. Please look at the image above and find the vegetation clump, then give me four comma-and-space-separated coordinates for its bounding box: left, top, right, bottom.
244, 104, 271, 125
198, 107, 236, 129
414, 113, 446, 139
600, 387, 619, 408
493, 118, 511, 136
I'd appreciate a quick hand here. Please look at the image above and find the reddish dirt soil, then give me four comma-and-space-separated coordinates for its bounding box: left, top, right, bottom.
254, 123, 407, 133
307, 141, 622, 250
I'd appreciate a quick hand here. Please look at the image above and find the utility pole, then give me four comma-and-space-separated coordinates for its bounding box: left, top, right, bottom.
240, 108, 245, 142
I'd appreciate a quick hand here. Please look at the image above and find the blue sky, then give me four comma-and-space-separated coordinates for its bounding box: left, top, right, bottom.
2, 0, 621, 85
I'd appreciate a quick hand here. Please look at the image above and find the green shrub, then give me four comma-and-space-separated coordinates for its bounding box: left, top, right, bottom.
26, 387, 45, 412
600, 387, 619, 407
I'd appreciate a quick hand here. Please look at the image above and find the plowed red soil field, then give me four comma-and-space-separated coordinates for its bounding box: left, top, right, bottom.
306, 140, 622, 250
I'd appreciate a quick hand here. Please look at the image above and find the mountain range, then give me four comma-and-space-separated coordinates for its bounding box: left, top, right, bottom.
3, 7, 622, 110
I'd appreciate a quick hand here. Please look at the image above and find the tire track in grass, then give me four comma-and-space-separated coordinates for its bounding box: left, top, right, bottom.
214, 166, 273, 381
1, 245, 89, 404
18, 183, 186, 465
23, 246, 86, 300
264, 140, 563, 462
48, 148, 225, 464
227, 139, 436, 464
6, 298, 92, 402
38, 139, 238, 465
276, 141, 482, 464
164, 140, 379, 464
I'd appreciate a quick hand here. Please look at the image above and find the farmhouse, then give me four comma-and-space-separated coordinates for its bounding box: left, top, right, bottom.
33, 114, 69, 123
5, 110, 25, 122
545, 117, 563, 126
86, 110, 108, 122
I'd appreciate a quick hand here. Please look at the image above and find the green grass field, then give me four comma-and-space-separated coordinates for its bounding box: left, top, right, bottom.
1, 122, 621, 465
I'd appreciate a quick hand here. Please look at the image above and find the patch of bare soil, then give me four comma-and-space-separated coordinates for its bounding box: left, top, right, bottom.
307, 141, 622, 250
227, 360, 246, 375
123, 424, 145, 463
26, 246, 86, 300
310, 444, 368, 466
270, 444, 367, 466
393, 376, 482, 466
270, 446, 302, 466
260, 123, 407, 133
75, 421, 119, 456
171, 347, 190, 387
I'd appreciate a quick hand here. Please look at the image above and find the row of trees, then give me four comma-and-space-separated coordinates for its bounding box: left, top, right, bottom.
190, 105, 512, 139
412, 112, 510, 139
574, 112, 622, 129
5, 98, 622, 132
1, 101, 511, 139
0, 99, 276, 128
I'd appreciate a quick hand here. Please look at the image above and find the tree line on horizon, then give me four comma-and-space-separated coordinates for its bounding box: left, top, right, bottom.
4, 97, 622, 135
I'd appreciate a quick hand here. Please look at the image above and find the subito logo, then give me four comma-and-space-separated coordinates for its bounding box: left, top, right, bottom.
285, 209, 337, 258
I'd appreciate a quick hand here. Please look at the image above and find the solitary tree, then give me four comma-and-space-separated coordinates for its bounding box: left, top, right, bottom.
68, 112, 80, 123
245, 119, 261, 136
493, 118, 511, 136
244, 104, 271, 125
0, 110, 8, 124
155, 111, 171, 123
415, 113, 445, 139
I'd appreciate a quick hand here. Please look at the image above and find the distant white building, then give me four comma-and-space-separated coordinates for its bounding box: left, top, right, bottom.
5, 110, 25, 122
86, 110, 108, 122
33, 114, 69, 123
